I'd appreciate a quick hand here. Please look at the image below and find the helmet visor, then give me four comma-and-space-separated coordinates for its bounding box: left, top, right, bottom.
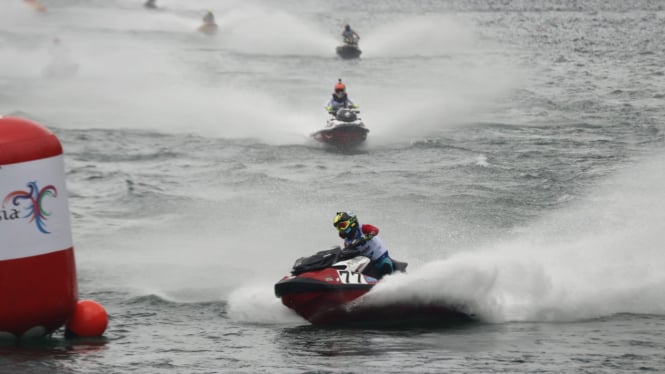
335, 220, 351, 231
335, 90, 345, 98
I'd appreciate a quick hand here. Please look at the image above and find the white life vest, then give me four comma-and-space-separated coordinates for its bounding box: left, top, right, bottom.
344, 233, 388, 262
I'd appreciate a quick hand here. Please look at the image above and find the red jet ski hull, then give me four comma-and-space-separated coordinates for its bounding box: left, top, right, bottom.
275, 268, 474, 326
275, 267, 376, 324
311, 124, 369, 149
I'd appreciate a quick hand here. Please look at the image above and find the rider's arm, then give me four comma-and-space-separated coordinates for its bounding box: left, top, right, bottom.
325, 98, 334, 113
343, 237, 361, 249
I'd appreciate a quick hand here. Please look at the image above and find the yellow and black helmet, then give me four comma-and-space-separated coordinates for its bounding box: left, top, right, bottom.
333, 211, 358, 239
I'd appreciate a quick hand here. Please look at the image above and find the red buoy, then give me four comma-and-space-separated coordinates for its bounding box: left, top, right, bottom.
65, 300, 108, 338
0, 116, 77, 340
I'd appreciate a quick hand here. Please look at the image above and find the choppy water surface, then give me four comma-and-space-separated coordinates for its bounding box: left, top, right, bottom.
1, 0, 664, 372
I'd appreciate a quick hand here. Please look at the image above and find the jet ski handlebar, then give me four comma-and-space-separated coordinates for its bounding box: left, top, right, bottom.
343, 234, 374, 251
329, 107, 360, 116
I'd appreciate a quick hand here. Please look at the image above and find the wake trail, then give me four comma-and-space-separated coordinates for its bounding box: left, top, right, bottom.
363, 153, 665, 322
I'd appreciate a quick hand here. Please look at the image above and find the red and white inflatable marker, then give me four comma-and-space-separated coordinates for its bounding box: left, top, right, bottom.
0, 116, 106, 340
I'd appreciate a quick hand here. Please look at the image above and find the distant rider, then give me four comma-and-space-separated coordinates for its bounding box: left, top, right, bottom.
342, 24, 360, 45
325, 79, 359, 115
333, 211, 395, 280
203, 11, 216, 25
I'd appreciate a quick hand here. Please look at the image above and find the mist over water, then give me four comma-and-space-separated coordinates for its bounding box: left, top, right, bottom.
1, 1, 518, 145
362, 16, 479, 57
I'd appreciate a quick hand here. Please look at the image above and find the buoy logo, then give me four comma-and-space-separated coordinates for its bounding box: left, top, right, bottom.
2, 181, 58, 234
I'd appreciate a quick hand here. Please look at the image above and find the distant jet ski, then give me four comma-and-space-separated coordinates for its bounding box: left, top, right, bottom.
144, 0, 158, 9
198, 22, 218, 35
336, 36, 361, 59
311, 107, 369, 150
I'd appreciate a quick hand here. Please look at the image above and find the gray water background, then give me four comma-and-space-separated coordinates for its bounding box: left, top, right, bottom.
1, 0, 664, 372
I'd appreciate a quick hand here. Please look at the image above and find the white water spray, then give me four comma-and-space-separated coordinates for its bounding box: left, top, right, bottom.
367, 154, 665, 322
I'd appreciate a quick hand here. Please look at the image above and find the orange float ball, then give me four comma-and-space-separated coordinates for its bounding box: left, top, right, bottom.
65, 300, 108, 338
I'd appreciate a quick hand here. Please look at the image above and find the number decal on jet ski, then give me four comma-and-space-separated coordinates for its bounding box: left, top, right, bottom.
337, 270, 366, 284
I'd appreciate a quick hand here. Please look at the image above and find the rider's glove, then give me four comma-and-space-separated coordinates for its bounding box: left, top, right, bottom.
347, 234, 374, 249
358, 234, 374, 246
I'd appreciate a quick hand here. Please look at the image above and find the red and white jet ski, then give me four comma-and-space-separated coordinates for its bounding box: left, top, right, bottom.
311, 108, 369, 150
274, 245, 474, 326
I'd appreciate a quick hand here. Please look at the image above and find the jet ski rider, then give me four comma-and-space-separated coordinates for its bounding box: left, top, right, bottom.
203, 11, 216, 25
342, 24, 360, 44
333, 211, 395, 280
325, 79, 359, 115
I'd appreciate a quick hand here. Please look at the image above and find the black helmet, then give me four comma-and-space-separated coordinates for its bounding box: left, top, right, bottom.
333, 211, 359, 239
